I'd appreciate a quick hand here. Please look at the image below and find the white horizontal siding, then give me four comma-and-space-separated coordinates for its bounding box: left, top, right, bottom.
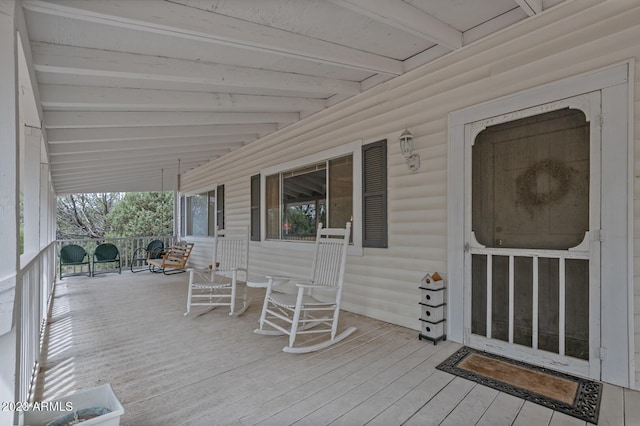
179, 0, 640, 385
181, 236, 214, 269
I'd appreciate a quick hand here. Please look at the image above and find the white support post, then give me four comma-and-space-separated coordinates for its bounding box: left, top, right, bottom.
40, 161, 49, 250
23, 126, 41, 257
0, 1, 21, 425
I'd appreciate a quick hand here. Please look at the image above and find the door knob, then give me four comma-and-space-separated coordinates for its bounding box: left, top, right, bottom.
496, 239, 503, 247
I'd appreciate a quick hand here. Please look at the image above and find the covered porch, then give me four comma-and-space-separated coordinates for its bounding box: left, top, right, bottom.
3, 0, 640, 424
36, 272, 639, 425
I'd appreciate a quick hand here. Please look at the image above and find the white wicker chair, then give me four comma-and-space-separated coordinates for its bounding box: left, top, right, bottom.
255, 222, 356, 353
185, 227, 250, 316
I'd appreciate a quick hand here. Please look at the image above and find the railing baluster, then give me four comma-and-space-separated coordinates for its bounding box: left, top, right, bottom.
532, 256, 539, 350
486, 254, 492, 339
559, 256, 566, 356
508, 255, 514, 344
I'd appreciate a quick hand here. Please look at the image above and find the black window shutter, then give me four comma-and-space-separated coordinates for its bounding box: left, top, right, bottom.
216, 184, 225, 231
362, 140, 388, 248
250, 174, 260, 241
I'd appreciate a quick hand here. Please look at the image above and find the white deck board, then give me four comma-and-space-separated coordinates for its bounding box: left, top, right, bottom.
598, 383, 624, 426
512, 401, 554, 426
549, 411, 587, 426
366, 369, 455, 425
475, 392, 525, 426
35, 272, 640, 425
623, 387, 640, 426
326, 341, 457, 425
439, 384, 499, 426
402, 377, 476, 426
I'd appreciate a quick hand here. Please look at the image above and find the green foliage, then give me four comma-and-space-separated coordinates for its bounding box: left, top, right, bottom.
284, 203, 325, 238
57, 192, 174, 239
109, 192, 174, 237
57, 193, 123, 239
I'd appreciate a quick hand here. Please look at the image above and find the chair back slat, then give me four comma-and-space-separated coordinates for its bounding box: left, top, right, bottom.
163, 242, 194, 265
213, 228, 249, 273
311, 223, 351, 287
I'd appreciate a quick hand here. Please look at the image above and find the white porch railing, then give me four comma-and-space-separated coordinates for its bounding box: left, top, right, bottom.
56, 236, 176, 273
16, 242, 56, 404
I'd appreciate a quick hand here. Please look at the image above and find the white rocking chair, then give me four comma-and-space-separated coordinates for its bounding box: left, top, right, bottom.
255, 222, 356, 353
185, 227, 250, 316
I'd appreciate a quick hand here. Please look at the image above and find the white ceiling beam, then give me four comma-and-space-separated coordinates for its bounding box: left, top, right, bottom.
53, 172, 182, 190
51, 164, 182, 181
44, 111, 299, 129
329, 0, 462, 51
51, 167, 208, 188
52, 168, 178, 184
514, 0, 542, 16
49, 136, 250, 155
50, 153, 206, 172
39, 85, 327, 113
49, 144, 231, 163
51, 165, 198, 183
31, 43, 361, 97
55, 177, 181, 193
47, 124, 278, 144
23, 0, 402, 76
36, 72, 328, 98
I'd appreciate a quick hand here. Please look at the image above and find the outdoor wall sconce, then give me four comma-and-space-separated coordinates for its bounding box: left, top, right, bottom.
399, 129, 420, 172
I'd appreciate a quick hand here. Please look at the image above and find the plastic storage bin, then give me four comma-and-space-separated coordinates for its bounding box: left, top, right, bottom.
23, 384, 124, 426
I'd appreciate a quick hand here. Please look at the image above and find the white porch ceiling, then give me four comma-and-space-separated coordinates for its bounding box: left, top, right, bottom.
22, 0, 566, 194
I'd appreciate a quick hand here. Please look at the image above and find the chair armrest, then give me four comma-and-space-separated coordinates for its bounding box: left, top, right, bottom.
266, 275, 310, 282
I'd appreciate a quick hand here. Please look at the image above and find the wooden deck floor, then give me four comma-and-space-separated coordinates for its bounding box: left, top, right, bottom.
35, 272, 640, 425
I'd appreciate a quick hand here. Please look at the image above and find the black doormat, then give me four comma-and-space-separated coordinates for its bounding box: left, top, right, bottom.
436, 347, 602, 424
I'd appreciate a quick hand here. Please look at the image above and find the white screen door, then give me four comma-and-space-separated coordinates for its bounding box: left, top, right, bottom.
464, 92, 601, 379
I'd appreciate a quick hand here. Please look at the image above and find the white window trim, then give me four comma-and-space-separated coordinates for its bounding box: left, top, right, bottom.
260, 141, 363, 256
179, 183, 219, 238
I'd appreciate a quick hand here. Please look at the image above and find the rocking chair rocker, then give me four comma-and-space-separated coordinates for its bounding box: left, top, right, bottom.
255, 222, 355, 353
185, 227, 250, 316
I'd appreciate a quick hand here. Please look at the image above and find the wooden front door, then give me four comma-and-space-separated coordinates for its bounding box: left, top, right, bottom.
464, 92, 601, 379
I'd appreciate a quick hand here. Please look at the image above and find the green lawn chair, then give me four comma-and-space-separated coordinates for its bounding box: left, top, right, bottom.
131, 239, 165, 273
92, 243, 121, 276
59, 244, 91, 278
